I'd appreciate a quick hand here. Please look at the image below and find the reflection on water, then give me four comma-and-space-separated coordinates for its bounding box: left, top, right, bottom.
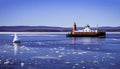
82, 37, 92, 45
13, 43, 20, 56
72, 37, 76, 45
71, 37, 99, 45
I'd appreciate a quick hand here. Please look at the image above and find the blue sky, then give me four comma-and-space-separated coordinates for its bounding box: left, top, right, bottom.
0, 0, 120, 27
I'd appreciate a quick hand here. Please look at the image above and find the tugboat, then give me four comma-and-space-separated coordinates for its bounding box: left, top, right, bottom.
66, 22, 106, 37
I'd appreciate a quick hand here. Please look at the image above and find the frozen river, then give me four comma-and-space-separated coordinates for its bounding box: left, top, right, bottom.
0, 32, 120, 69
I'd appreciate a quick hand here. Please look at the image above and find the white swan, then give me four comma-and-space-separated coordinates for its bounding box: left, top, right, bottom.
13, 33, 20, 43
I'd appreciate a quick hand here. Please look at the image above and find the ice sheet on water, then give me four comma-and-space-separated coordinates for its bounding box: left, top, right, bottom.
32, 56, 59, 60
10, 34, 58, 37
111, 38, 120, 41
0, 32, 120, 69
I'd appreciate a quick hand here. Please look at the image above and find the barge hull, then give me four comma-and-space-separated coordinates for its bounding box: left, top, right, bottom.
66, 32, 106, 38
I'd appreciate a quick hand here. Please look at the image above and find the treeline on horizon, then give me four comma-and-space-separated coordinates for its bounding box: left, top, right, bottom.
0, 26, 120, 32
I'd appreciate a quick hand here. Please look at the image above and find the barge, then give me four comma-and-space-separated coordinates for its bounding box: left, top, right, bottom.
66, 22, 106, 37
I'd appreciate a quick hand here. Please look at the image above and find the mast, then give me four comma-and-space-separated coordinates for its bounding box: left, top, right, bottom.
97, 24, 98, 31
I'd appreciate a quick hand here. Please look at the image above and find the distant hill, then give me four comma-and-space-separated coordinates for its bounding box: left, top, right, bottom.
98, 26, 120, 32
0, 26, 71, 32
0, 26, 120, 32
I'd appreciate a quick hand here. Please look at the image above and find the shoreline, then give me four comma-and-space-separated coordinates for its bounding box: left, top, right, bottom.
0, 32, 68, 35
0, 32, 120, 35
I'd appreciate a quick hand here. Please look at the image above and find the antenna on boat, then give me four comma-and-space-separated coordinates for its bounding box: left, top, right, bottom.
97, 24, 98, 31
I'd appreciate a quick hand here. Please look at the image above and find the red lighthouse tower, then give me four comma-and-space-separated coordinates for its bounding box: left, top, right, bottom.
73, 22, 77, 34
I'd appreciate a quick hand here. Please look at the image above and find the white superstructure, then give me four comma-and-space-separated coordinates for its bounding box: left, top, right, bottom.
76, 25, 98, 32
